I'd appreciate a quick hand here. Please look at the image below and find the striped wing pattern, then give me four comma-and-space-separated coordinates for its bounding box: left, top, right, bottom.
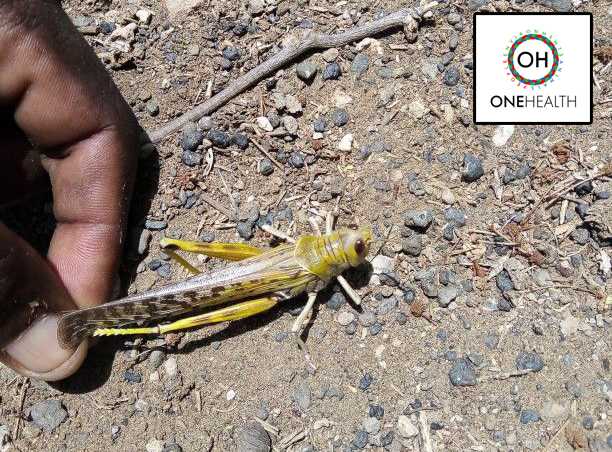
58, 244, 318, 348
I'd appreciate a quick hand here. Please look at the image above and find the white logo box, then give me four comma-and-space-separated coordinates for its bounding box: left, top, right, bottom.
473, 13, 592, 125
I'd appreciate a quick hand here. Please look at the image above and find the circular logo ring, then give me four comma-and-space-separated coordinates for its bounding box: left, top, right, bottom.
507, 34, 559, 86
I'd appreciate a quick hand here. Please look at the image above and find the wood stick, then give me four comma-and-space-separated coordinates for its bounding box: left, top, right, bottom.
147, 3, 437, 143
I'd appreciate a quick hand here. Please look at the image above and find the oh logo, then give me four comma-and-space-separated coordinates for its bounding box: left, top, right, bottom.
504, 31, 563, 89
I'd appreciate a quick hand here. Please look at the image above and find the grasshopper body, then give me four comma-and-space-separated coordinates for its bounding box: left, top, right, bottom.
58, 227, 372, 349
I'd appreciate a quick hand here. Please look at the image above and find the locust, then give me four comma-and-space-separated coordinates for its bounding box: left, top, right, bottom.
57, 213, 373, 354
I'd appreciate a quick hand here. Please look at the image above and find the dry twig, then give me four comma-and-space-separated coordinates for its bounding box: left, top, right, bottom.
147, 3, 437, 142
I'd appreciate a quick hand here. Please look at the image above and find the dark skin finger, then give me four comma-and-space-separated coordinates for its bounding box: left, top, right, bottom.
0, 0, 139, 380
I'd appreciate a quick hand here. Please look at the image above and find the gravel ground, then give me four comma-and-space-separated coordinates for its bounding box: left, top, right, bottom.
0, 0, 611, 451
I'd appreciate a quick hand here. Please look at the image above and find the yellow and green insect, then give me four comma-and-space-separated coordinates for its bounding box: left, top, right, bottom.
57, 215, 373, 352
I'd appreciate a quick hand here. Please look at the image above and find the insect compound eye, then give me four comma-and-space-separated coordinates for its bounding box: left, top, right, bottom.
354, 239, 365, 256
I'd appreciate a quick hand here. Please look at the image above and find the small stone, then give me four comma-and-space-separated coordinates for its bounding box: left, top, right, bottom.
296, 61, 318, 82
138, 229, 152, 255
438, 285, 459, 307
149, 350, 165, 370
497, 298, 512, 312
198, 116, 214, 131
358, 311, 377, 327
285, 95, 302, 114
322, 62, 342, 80
516, 351, 544, 372
146, 99, 159, 116
449, 33, 459, 50
336, 311, 355, 326
352, 430, 368, 449
222, 46, 240, 61
444, 208, 466, 226
443, 66, 460, 86
371, 255, 395, 274
289, 152, 305, 168
496, 270, 514, 292
313, 117, 327, 132
565, 381, 583, 398
492, 125, 515, 147
181, 122, 203, 152
29, 400, 68, 432
571, 227, 589, 245
408, 100, 430, 119
519, 409, 540, 424
447, 13, 461, 25
338, 134, 353, 151
248, 0, 265, 15
162, 443, 183, 452
574, 180, 593, 196
145, 219, 167, 231
236, 422, 271, 452
258, 158, 274, 176
404, 209, 433, 230
402, 235, 423, 256
322, 48, 339, 62
331, 108, 349, 127
282, 116, 299, 134
146, 439, 164, 452
397, 416, 419, 438
181, 150, 202, 167
135, 9, 153, 24
163, 357, 178, 377
363, 417, 381, 435
208, 130, 231, 148
187, 44, 200, 56
293, 380, 312, 410
326, 292, 346, 310
462, 154, 484, 182
449, 358, 477, 386
369, 404, 384, 420
226, 389, 236, 401
256, 116, 274, 132
236, 221, 254, 240
582, 415, 594, 430
352, 53, 369, 78
359, 373, 373, 390
232, 133, 249, 150
377, 297, 397, 316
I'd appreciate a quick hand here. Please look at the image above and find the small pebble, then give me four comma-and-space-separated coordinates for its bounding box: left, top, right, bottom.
449, 358, 477, 386
331, 108, 349, 127
258, 158, 274, 176
404, 209, 433, 230
369, 404, 384, 420
359, 373, 373, 391
296, 61, 318, 82
222, 46, 240, 61
208, 130, 231, 148
351, 53, 369, 78
29, 400, 68, 432
516, 351, 544, 372
519, 409, 540, 424
352, 430, 368, 449
145, 99, 159, 116
236, 422, 271, 452
322, 62, 342, 80
182, 150, 202, 167
443, 66, 460, 86
336, 311, 355, 326
313, 117, 327, 132
462, 154, 484, 182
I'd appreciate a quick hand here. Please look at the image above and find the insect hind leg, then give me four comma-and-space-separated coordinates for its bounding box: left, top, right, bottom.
94, 296, 280, 337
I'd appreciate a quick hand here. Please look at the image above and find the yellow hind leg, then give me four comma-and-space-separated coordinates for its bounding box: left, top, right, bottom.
93, 296, 280, 337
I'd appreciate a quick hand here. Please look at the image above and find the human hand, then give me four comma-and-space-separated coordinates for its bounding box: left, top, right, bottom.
0, 1, 138, 380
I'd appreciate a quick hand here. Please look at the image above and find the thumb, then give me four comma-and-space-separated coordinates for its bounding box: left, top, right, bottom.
0, 223, 87, 381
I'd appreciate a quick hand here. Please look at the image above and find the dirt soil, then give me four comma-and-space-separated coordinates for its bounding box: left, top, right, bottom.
0, 0, 611, 451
